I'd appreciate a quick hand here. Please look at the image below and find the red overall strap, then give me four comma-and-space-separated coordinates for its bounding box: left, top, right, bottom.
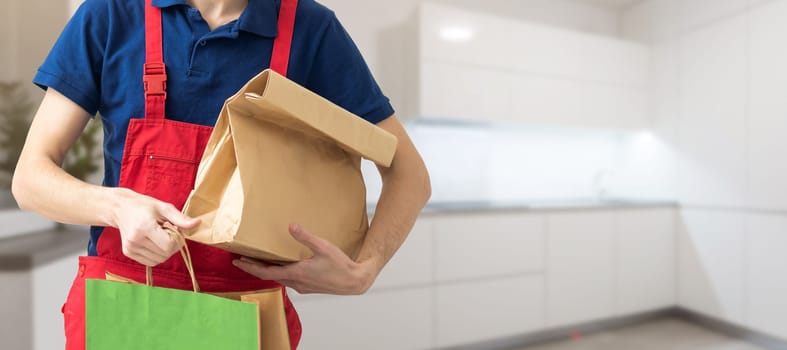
143, 0, 297, 120
144, 0, 166, 119
270, 0, 299, 75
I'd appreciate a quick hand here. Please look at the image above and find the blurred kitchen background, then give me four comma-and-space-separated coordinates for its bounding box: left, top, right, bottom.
2, 0, 787, 349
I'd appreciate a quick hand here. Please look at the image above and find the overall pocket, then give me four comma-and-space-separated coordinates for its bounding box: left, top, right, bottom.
145, 154, 200, 210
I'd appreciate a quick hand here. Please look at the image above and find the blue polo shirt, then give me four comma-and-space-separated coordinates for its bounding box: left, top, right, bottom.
34, 0, 394, 255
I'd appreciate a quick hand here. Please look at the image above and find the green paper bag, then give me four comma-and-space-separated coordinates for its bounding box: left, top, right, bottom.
85, 279, 260, 350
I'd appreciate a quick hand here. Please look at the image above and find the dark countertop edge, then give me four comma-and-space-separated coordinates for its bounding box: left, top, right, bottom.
0, 226, 87, 271
370, 199, 678, 216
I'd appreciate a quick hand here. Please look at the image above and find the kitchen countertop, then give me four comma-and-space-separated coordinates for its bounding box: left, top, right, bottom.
0, 199, 677, 270
416, 198, 677, 214
0, 225, 86, 271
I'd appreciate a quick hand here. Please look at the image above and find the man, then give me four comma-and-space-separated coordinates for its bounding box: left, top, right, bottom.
12, 0, 431, 348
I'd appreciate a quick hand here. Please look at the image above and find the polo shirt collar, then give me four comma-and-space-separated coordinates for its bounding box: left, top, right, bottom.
151, 0, 278, 38
152, 0, 186, 8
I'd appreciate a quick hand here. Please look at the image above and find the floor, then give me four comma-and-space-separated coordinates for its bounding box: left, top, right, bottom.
518, 318, 769, 350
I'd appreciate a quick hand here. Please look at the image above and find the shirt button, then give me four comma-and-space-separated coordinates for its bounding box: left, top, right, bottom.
199, 40, 207, 46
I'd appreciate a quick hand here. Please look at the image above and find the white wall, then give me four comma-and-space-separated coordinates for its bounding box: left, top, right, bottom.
69, 0, 81, 16
4, 0, 70, 90
623, 0, 787, 341
0, 1, 16, 80
624, 0, 787, 210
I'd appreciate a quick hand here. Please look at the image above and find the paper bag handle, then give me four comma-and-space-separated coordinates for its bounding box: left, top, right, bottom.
145, 224, 200, 293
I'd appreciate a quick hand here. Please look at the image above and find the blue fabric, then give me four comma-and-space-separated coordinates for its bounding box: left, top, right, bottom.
33, 0, 395, 256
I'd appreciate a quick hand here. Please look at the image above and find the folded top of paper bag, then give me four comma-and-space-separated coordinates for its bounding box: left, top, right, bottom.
234, 69, 398, 167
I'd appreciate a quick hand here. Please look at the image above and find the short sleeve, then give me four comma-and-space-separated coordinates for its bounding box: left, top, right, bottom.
306, 14, 395, 124
33, 0, 108, 115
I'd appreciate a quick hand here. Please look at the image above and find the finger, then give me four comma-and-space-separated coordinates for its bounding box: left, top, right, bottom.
126, 246, 167, 267
122, 228, 171, 262
140, 238, 172, 261
159, 203, 201, 229
288, 224, 327, 254
147, 226, 182, 256
233, 257, 293, 281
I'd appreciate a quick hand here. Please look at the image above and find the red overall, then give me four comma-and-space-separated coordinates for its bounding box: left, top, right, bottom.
62, 0, 302, 348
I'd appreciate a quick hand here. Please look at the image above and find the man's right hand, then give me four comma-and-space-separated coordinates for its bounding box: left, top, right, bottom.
110, 188, 201, 267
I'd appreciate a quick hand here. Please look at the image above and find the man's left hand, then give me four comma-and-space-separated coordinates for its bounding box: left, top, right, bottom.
232, 223, 382, 295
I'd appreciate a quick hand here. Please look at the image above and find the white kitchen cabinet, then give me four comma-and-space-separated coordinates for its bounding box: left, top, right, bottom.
433, 213, 544, 282
677, 14, 747, 207
508, 21, 649, 88
615, 209, 676, 315
546, 211, 615, 327
419, 61, 510, 121
419, 2, 509, 69
677, 209, 745, 325
293, 206, 679, 349
435, 275, 544, 348
747, 1, 787, 211
372, 217, 433, 290
745, 213, 787, 340
411, 2, 649, 128
295, 288, 433, 350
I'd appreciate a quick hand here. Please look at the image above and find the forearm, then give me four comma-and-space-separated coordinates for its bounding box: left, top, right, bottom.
13, 156, 123, 227
12, 89, 124, 228
355, 158, 431, 273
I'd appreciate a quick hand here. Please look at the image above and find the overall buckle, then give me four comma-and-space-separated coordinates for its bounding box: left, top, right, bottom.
143, 62, 167, 98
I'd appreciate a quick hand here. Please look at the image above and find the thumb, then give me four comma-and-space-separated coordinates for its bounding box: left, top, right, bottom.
160, 204, 201, 229
289, 223, 325, 254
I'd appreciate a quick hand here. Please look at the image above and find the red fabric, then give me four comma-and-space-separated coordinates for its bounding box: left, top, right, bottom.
144, 0, 163, 64
63, 0, 304, 348
143, 0, 166, 120
270, 0, 298, 75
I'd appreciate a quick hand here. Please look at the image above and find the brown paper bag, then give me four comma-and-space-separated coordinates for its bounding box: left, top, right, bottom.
182, 69, 397, 263
215, 289, 291, 350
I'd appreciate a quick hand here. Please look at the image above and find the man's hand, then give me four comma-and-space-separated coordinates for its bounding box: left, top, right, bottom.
232, 224, 382, 295
111, 188, 201, 267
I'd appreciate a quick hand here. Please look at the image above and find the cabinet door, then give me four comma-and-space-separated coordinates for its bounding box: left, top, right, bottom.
435, 275, 544, 348
677, 209, 745, 325
745, 213, 787, 339
508, 21, 649, 88
419, 61, 510, 121
433, 213, 544, 282
294, 288, 433, 350
372, 217, 433, 290
414, 2, 649, 128
546, 211, 615, 327
615, 208, 676, 315
419, 2, 510, 68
